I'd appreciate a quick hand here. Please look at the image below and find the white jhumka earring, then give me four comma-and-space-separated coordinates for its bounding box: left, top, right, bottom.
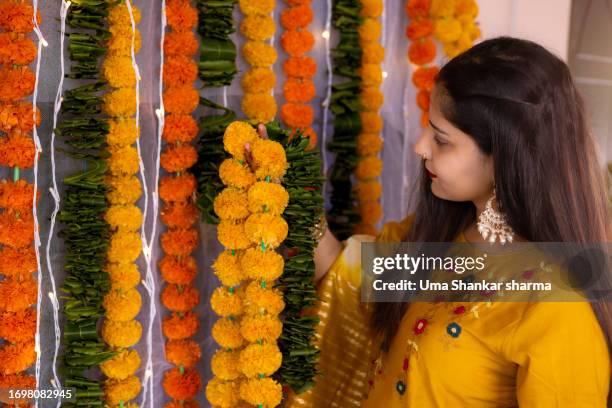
477, 188, 514, 244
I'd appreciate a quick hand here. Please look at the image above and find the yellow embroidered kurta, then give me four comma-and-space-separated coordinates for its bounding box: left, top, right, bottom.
284, 215, 610, 407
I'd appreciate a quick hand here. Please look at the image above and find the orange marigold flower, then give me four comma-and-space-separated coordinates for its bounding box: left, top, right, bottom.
0, 211, 34, 249
0, 341, 35, 375
408, 38, 437, 65
281, 30, 315, 56
416, 89, 430, 111
362, 43, 385, 65
0, 373, 35, 403
161, 202, 199, 229
160, 255, 197, 285
0, 67, 36, 102
412, 66, 439, 91
421, 111, 429, 127
0, 1, 39, 33
166, 0, 198, 31
163, 367, 201, 401
162, 312, 199, 340
164, 55, 198, 86
164, 31, 198, 57
0, 309, 36, 343
280, 5, 313, 30
0, 179, 37, 211
289, 127, 317, 150
0, 278, 37, 312
164, 85, 199, 114
361, 87, 384, 111
165, 339, 201, 368
165, 400, 199, 408
0, 34, 37, 66
406, 19, 434, 40
358, 19, 382, 43
357, 133, 384, 156
161, 284, 199, 312
0, 134, 36, 169
283, 78, 315, 103
159, 173, 197, 203
161, 228, 198, 256
163, 114, 198, 143
160, 144, 198, 173
283, 56, 317, 78
361, 0, 383, 17
0, 102, 40, 134
0, 246, 36, 279
281, 103, 314, 128
405, 0, 430, 19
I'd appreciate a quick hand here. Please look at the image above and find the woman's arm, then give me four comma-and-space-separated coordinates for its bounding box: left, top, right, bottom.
313, 227, 343, 284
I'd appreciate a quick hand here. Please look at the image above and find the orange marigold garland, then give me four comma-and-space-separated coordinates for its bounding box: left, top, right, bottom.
160, 1, 203, 406
206, 121, 286, 407
101, 2, 144, 406
0, 0, 38, 399
239, 0, 277, 123
279, 0, 317, 150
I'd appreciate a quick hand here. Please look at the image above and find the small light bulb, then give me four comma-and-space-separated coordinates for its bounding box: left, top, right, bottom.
42, 39, 49, 47
322, 30, 330, 39
382, 71, 388, 79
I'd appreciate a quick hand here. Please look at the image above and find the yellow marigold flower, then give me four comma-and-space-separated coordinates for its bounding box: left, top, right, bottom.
240, 15, 275, 41
250, 139, 287, 180
468, 23, 481, 41
107, 261, 140, 290
206, 377, 240, 407
214, 187, 249, 221
457, 31, 473, 52
210, 287, 244, 317
107, 118, 138, 147
241, 92, 277, 124
104, 88, 137, 118
362, 43, 385, 65
435, 17, 462, 44
360, 87, 384, 111
360, 111, 383, 133
430, 0, 456, 17
240, 315, 282, 343
104, 375, 141, 407
100, 349, 141, 380
241, 68, 276, 94
358, 19, 381, 43
108, 230, 141, 263
217, 220, 251, 250
223, 121, 258, 160
360, 64, 382, 87
103, 55, 136, 88
244, 281, 285, 315
444, 42, 462, 58
108, 30, 142, 57
240, 247, 284, 281
244, 213, 288, 249
105, 205, 142, 232
357, 132, 384, 156
456, 0, 478, 17
109, 2, 142, 26
211, 350, 241, 380
107, 176, 142, 205
239, 378, 282, 407
356, 181, 382, 202
212, 317, 244, 349
239, 343, 282, 378
360, 0, 383, 18
360, 201, 382, 224
242, 42, 278, 67
103, 287, 142, 321
239, 0, 275, 15
102, 319, 142, 348
108, 146, 139, 176
247, 181, 288, 215
219, 159, 256, 189
355, 156, 383, 179
212, 250, 245, 287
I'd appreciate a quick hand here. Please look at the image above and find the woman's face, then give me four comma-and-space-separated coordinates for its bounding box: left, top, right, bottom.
413, 85, 494, 204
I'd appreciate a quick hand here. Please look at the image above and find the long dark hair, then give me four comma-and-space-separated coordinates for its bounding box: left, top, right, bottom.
371, 36, 611, 399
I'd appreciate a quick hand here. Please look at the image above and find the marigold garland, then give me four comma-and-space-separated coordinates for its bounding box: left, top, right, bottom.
280, 0, 318, 149
161, 0, 204, 404
240, 0, 277, 123
207, 121, 286, 407
0, 0, 38, 398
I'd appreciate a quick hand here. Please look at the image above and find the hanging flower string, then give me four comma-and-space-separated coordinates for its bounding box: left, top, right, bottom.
354, 0, 384, 235
431, 0, 480, 59
0, 1, 39, 403
206, 121, 287, 407
279, 0, 318, 150
160, 0, 203, 405
239, 0, 277, 123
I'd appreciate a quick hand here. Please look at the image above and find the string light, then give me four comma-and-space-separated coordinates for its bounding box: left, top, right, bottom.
321, 30, 330, 39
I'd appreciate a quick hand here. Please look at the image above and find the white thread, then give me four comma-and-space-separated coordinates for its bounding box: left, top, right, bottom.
223, 86, 228, 108
44, 4, 70, 405
321, 0, 333, 200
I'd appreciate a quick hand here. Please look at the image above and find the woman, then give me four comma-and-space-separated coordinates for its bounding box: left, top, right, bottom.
259, 36, 611, 406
